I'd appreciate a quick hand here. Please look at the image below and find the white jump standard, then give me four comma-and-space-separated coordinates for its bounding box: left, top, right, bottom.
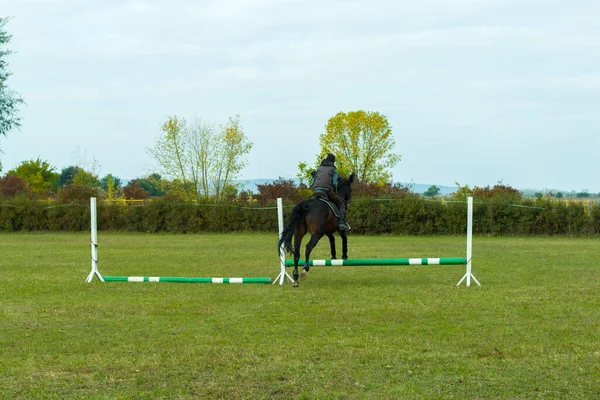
85, 197, 104, 283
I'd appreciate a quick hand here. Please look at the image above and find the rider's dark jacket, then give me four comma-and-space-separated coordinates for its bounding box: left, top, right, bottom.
312, 160, 339, 192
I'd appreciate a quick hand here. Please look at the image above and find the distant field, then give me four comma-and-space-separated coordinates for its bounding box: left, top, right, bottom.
0, 232, 598, 399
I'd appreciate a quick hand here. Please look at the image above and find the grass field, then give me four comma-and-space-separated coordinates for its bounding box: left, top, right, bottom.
1, 232, 598, 399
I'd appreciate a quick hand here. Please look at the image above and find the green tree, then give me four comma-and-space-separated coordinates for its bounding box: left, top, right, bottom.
187, 118, 218, 197
211, 115, 253, 199
0, 18, 25, 172
99, 174, 122, 200
149, 115, 252, 200
149, 116, 200, 200
130, 174, 165, 197
424, 185, 441, 197
58, 166, 83, 187
71, 169, 99, 187
99, 174, 122, 192
296, 161, 312, 186
313, 110, 401, 183
8, 158, 59, 197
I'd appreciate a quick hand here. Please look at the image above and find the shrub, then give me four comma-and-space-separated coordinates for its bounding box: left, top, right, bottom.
352, 181, 410, 198
472, 184, 522, 202
58, 184, 102, 204
0, 193, 597, 236
123, 181, 149, 200
256, 178, 309, 205
0, 174, 29, 199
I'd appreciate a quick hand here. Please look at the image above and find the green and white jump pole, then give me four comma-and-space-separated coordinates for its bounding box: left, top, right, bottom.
103, 276, 271, 284
276, 196, 480, 287
284, 257, 467, 266
85, 197, 271, 284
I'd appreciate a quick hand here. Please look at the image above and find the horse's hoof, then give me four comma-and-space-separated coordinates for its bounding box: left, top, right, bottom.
300, 270, 307, 280
292, 281, 299, 287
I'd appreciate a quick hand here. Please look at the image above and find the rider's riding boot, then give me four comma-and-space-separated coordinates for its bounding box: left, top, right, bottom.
338, 207, 350, 231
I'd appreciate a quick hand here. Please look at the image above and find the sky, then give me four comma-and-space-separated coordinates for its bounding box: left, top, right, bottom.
1, 0, 599, 192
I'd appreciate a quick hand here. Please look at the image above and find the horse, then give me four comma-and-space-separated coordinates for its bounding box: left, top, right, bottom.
278, 173, 355, 286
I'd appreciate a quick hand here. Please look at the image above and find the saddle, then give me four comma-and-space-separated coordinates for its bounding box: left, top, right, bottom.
313, 191, 341, 218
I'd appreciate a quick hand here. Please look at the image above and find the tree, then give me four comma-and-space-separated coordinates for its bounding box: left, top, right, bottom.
424, 185, 441, 197
187, 118, 217, 197
99, 174, 122, 193
71, 169, 99, 187
123, 181, 149, 200
0, 173, 28, 198
296, 161, 311, 186
8, 158, 59, 197
312, 110, 401, 183
99, 174, 122, 200
211, 115, 253, 199
149, 115, 252, 200
58, 166, 83, 187
133, 174, 165, 197
0, 17, 25, 170
149, 116, 201, 200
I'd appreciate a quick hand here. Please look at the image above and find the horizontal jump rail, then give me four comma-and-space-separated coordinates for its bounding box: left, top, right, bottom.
284, 258, 467, 267
103, 276, 271, 284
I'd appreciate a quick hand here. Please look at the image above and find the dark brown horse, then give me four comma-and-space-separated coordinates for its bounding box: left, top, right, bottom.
278, 173, 355, 286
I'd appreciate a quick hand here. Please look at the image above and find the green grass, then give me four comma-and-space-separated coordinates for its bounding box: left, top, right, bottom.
1, 232, 598, 399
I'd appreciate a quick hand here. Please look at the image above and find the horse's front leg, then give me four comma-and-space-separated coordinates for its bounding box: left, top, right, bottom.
339, 230, 348, 259
326, 233, 337, 259
300, 257, 310, 280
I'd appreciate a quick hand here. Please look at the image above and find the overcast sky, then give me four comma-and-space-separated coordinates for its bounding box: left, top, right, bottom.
1, 0, 599, 192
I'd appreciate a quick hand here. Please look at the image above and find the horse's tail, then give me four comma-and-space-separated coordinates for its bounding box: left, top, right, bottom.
278, 201, 308, 257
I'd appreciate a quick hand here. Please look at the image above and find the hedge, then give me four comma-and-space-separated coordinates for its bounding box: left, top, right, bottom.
0, 197, 598, 236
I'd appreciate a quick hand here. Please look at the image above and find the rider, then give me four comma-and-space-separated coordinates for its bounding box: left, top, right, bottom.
311, 153, 349, 231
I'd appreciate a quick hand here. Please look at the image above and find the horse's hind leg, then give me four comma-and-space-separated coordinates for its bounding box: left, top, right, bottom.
292, 224, 306, 287
326, 233, 337, 259
300, 232, 324, 280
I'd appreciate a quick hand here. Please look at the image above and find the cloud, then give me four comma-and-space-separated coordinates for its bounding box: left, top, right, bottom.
547, 74, 600, 90
3, 0, 600, 191
470, 73, 600, 90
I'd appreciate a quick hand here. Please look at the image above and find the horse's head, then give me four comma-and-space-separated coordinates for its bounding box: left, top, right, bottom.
337, 172, 355, 206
